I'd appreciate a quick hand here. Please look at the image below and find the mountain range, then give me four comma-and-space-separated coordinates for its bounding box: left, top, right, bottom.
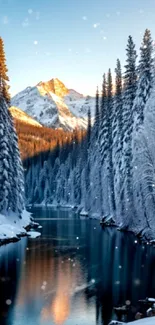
11, 78, 95, 130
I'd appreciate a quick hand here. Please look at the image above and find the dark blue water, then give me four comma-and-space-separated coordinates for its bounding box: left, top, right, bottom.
1, 207, 155, 325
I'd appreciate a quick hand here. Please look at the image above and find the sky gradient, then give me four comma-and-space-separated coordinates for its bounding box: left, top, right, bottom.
1, 0, 155, 96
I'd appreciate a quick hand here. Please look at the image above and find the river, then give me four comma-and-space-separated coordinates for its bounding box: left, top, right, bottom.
0, 207, 155, 325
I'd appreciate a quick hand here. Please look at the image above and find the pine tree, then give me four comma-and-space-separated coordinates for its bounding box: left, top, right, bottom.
112, 59, 123, 212
107, 69, 115, 212
100, 73, 107, 121
134, 29, 153, 128
94, 86, 100, 139
114, 59, 123, 149
0, 38, 10, 105
99, 74, 108, 163
119, 36, 137, 218
87, 107, 91, 147
0, 39, 24, 217
123, 36, 137, 143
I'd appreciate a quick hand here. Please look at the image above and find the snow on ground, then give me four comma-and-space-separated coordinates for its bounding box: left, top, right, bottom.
0, 210, 31, 244
109, 317, 155, 324
27, 231, 41, 238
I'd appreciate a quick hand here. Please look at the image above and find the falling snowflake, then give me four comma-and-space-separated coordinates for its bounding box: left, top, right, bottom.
93, 23, 100, 28
6, 299, 12, 305
22, 18, 29, 28
41, 285, 46, 291
134, 240, 138, 244
28, 9, 33, 15
2, 16, 9, 24
76, 236, 79, 240
126, 300, 131, 306
91, 279, 95, 283
34, 40, 38, 45
103, 36, 107, 40
82, 16, 87, 20
115, 281, 120, 285
134, 279, 140, 286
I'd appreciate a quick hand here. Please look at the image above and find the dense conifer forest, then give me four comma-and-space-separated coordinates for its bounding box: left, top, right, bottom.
23, 29, 155, 241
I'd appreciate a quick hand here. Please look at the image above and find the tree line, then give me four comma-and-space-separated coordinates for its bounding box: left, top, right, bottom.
25, 29, 155, 239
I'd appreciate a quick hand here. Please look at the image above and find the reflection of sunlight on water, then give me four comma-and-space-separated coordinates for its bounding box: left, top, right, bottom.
41, 259, 85, 325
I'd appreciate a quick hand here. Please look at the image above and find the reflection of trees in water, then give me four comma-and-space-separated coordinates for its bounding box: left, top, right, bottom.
3, 212, 155, 325
0, 238, 27, 325
85, 227, 155, 324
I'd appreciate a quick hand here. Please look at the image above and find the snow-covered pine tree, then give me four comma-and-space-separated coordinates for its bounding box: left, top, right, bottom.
132, 30, 154, 235
106, 69, 115, 213
112, 59, 123, 214
114, 59, 123, 154
133, 29, 153, 129
100, 73, 107, 122
87, 107, 91, 148
98, 73, 110, 215
0, 38, 24, 217
119, 36, 137, 220
93, 86, 100, 141
7, 109, 25, 215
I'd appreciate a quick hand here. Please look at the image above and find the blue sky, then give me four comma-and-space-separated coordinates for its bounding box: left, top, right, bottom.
1, 0, 155, 96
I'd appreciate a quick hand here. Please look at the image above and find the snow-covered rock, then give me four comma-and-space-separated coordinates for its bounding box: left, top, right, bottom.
27, 231, 41, 238
11, 78, 95, 131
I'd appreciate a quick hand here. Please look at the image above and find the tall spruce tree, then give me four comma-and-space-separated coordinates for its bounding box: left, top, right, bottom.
120, 36, 137, 217
0, 38, 24, 217
87, 107, 91, 148
134, 29, 153, 128
107, 69, 115, 212
0, 38, 10, 105
112, 59, 123, 212
114, 59, 123, 150
100, 73, 107, 121
94, 86, 100, 139
99, 74, 108, 163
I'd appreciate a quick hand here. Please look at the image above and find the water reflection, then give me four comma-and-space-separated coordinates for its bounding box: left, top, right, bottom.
0, 238, 27, 325
1, 207, 155, 325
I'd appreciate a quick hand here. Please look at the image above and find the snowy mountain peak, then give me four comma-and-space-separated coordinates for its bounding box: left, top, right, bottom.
37, 78, 69, 98
11, 78, 95, 131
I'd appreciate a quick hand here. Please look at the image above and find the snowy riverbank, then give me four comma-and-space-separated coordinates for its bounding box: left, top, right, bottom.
110, 317, 155, 324
27, 203, 155, 244
0, 210, 39, 245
